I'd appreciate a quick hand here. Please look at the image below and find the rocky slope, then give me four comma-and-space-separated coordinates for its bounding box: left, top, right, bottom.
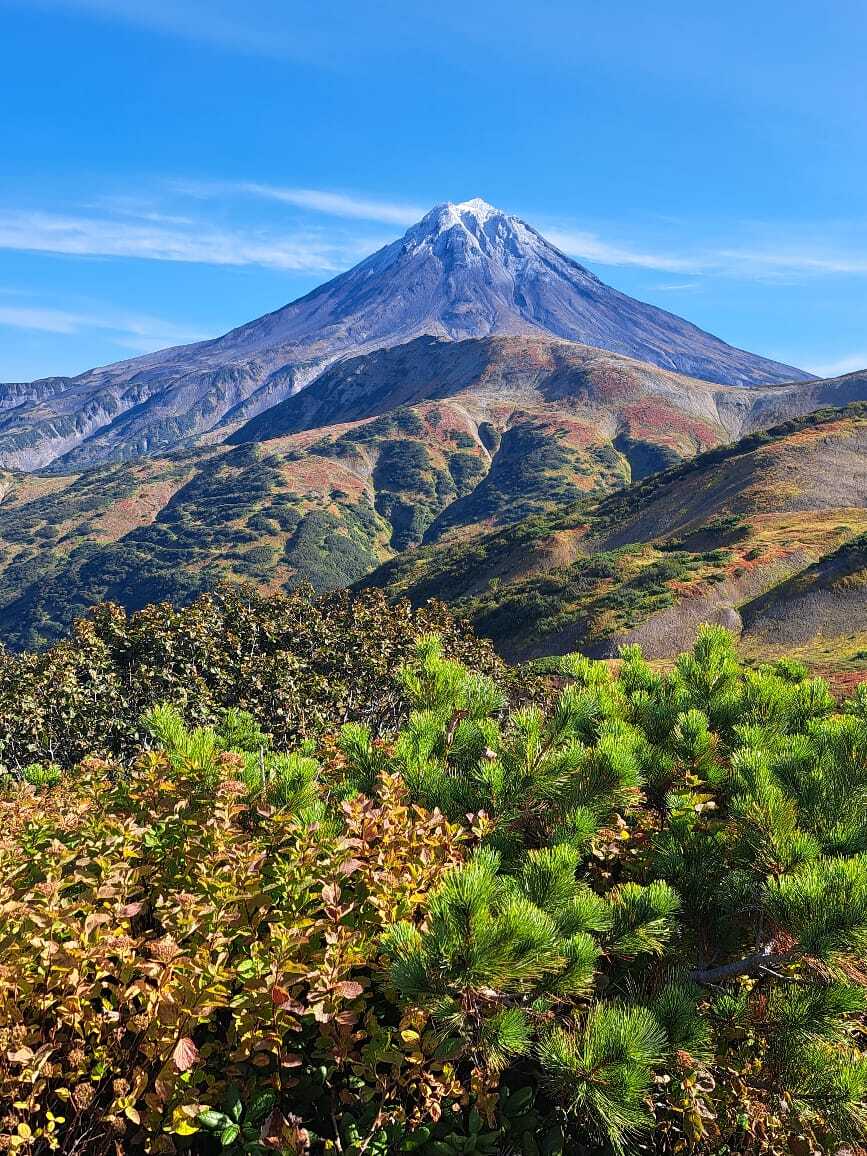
0, 199, 807, 471
740, 533, 867, 651
360, 404, 867, 661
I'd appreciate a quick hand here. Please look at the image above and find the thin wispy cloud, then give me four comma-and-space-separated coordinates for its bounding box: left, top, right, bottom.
647, 281, 702, 292
103, 313, 208, 351
0, 299, 206, 351
0, 305, 92, 334
546, 224, 867, 282
808, 353, 867, 379
0, 209, 350, 272
545, 228, 704, 274
229, 184, 426, 227
83, 196, 198, 227
717, 249, 867, 276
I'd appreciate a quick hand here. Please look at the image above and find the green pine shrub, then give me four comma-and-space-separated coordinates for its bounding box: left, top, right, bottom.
3, 614, 867, 1154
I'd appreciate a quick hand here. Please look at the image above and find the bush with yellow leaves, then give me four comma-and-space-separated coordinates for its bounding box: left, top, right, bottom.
0, 706, 473, 1155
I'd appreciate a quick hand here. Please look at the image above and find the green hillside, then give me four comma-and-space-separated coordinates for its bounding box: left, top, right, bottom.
0, 388, 670, 650
363, 405, 867, 664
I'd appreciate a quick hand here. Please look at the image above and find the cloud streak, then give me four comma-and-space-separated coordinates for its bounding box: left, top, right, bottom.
545, 228, 704, 273
3, 190, 867, 290
0, 305, 94, 334
545, 224, 867, 282
0, 299, 206, 352
646, 281, 702, 292
0, 209, 351, 271
717, 248, 867, 276
232, 184, 426, 226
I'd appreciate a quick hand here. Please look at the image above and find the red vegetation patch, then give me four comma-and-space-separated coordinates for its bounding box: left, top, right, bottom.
91, 480, 186, 541
280, 457, 368, 499
535, 411, 606, 451
668, 578, 705, 596
577, 364, 642, 404
418, 402, 481, 442
724, 544, 790, 576
819, 669, 867, 701
621, 401, 725, 448
4, 472, 79, 509
264, 417, 383, 456
483, 338, 560, 378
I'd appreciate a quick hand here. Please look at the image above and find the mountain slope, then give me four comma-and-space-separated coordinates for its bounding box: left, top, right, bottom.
0, 336, 732, 649
229, 335, 866, 459
360, 404, 867, 661
0, 344, 863, 651
0, 199, 807, 471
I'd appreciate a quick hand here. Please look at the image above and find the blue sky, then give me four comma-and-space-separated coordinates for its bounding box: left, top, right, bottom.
0, 0, 865, 381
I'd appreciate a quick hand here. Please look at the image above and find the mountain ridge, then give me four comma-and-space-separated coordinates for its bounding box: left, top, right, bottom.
0, 198, 809, 471
227, 333, 833, 450
0, 343, 863, 652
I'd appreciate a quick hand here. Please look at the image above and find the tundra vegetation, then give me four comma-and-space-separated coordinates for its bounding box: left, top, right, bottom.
2, 590, 867, 1155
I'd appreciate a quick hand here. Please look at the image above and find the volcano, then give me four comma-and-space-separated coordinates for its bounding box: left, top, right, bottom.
0, 198, 808, 471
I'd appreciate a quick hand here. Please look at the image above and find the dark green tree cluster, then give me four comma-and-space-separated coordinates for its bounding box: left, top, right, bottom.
0, 584, 503, 770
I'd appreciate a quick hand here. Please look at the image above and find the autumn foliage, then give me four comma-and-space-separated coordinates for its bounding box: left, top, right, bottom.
4, 610, 867, 1154
0, 728, 472, 1154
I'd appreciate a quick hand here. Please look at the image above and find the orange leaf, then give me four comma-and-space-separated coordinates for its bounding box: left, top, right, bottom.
271, 985, 305, 1014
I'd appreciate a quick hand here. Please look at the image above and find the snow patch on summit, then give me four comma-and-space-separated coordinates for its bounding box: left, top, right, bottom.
402, 198, 563, 278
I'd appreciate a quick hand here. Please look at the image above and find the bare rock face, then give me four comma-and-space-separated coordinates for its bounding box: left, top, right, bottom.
0, 199, 808, 472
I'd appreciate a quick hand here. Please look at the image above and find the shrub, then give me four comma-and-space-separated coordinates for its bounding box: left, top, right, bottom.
0, 710, 470, 1155
0, 584, 503, 772
349, 628, 867, 1152
3, 621, 867, 1153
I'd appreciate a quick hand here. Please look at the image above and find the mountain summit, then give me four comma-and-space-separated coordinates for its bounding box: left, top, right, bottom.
0, 198, 808, 470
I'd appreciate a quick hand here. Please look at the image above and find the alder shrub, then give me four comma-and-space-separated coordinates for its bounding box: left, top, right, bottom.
3, 623, 867, 1154
0, 584, 504, 771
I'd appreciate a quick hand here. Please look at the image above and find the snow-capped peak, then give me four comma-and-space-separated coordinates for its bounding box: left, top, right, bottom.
402, 197, 540, 269
412, 197, 512, 237
450, 197, 501, 224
